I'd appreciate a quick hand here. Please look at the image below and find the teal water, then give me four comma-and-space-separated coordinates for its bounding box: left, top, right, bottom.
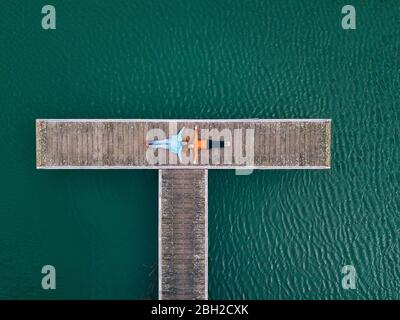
0, 0, 399, 299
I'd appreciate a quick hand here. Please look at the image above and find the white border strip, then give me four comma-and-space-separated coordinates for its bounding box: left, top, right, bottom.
204, 169, 208, 300
38, 165, 330, 170
158, 169, 162, 300
37, 118, 331, 123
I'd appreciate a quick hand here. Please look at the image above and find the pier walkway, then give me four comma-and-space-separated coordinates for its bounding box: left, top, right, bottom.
159, 170, 207, 300
36, 119, 331, 169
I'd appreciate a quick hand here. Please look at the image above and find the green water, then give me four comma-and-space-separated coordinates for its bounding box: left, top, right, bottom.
0, 0, 399, 299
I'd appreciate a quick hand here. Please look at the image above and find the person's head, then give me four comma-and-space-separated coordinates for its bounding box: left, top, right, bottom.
185, 136, 190, 142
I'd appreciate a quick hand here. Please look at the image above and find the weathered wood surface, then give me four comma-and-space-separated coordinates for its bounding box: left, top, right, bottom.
159, 169, 207, 300
36, 119, 331, 168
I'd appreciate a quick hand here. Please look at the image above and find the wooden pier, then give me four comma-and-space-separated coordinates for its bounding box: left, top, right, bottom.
36, 119, 331, 169
159, 170, 207, 300
36, 118, 331, 300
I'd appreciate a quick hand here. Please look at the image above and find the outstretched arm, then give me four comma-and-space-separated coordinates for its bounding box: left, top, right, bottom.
148, 139, 169, 146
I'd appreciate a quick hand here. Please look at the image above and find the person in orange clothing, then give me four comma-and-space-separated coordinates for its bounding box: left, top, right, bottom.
188, 126, 230, 164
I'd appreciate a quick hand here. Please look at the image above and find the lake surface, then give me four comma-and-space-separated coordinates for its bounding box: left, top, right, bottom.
0, 0, 399, 299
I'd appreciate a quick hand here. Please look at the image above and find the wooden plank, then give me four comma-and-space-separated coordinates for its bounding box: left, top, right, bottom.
305, 122, 314, 166
106, 122, 113, 166
115, 122, 121, 165
120, 122, 126, 165
325, 121, 331, 167
86, 122, 92, 166
53, 122, 60, 166
285, 122, 292, 166
82, 123, 87, 165
310, 123, 318, 166
92, 123, 99, 165
73, 124, 78, 165
128, 123, 134, 165
299, 122, 305, 166
144, 121, 150, 166
100, 123, 106, 165
132, 122, 138, 165
286, 123, 293, 166
318, 122, 324, 165
76, 123, 81, 165
44, 122, 53, 166
263, 122, 270, 165
137, 121, 144, 166
279, 122, 286, 166
122, 122, 128, 165
65, 123, 70, 165
111, 122, 116, 165
294, 122, 300, 165
273, 122, 279, 165
58, 122, 63, 165
305, 123, 312, 166
65, 122, 71, 165
218, 122, 226, 166
255, 122, 263, 166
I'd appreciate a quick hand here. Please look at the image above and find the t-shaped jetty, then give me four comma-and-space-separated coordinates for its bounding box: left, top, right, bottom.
36, 119, 331, 299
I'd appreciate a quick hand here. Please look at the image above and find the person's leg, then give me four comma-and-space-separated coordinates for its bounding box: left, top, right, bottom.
208, 140, 224, 149
148, 139, 169, 146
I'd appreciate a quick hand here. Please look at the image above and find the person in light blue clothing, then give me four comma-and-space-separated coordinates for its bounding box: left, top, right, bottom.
147, 127, 188, 162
